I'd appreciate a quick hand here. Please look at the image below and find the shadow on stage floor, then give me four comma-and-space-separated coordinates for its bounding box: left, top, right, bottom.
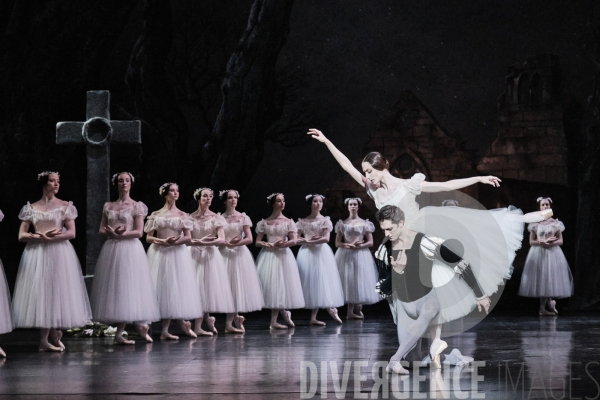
1, 308, 600, 399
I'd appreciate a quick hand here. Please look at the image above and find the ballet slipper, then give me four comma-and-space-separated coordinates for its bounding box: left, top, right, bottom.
550, 300, 558, 314
539, 310, 555, 316
224, 325, 244, 334
160, 332, 179, 340
0, 347, 5, 358
234, 315, 245, 332
282, 310, 295, 327
39, 343, 63, 352
206, 316, 218, 334
429, 339, 448, 370
270, 322, 288, 330
180, 320, 198, 338
51, 330, 65, 351
327, 308, 343, 325
355, 304, 364, 318
114, 335, 135, 345
443, 349, 473, 366
523, 209, 553, 223
346, 313, 363, 320
386, 360, 409, 375
136, 324, 153, 343
310, 319, 326, 326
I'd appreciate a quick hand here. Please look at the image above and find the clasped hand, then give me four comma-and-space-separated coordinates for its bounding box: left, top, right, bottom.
297, 234, 321, 245
192, 235, 217, 245
539, 237, 557, 248
225, 235, 242, 247
105, 225, 126, 239
476, 297, 491, 314
343, 240, 364, 249
262, 239, 286, 248
29, 228, 62, 241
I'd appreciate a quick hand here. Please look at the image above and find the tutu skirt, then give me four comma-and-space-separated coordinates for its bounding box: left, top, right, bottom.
147, 244, 203, 320
0, 260, 12, 334
12, 241, 92, 329
220, 246, 264, 313
518, 246, 573, 298
91, 239, 160, 324
256, 248, 305, 309
189, 246, 235, 313
335, 247, 380, 305
297, 244, 344, 309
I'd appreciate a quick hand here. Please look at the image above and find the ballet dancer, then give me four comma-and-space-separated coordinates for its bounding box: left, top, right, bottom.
255, 193, 305, 329
0, 209, 12, 357
12, 172, 92, 352
296, 194, 344, 325
145, 183, 202, 340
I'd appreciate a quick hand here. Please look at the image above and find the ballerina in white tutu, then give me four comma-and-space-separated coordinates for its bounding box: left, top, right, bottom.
518, 197, 573, 315
219, 189, 264, 332
90, 172, 160, 344
188, 188, 242, 335
255, 193, 305, 329
145, 183, 201, 340
0, 209, 12, 357
296, 194, 344, 325
12, 172, 92, 352
334, 197, 380, 320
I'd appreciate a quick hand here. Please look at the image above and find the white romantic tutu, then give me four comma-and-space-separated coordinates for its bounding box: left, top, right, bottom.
189, 246, 235, 313
335, 248, 380, 305
297, 244, 344, 309
147, 244, 203, 319
12, 241, 92, 329
256, 248, 305, 309
0, 260, 12, 334
91, 239, 161, 324
220, 246, 264, 313
518, 246, 573, 298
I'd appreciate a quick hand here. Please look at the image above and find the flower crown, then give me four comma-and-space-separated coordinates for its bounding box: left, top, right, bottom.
305, 193, 325, 201
111, 172, 135, 185
159, 182, 176, 196
536, 197, 553, 204
266, 192, 283, 205
37, 171, 59, 181
193, 187, 213, 200
219, 189, 240, 199
344, 197, 363, 205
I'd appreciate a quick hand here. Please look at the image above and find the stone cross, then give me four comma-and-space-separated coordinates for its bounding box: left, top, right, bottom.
56, 90, 141, 276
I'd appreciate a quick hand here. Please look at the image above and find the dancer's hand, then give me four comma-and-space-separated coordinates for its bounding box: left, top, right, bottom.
352, 240, 365, 249
390, 250, 407, 274
114, 226, 126, 235
297, 237, 306, 244
479, 176, 501, 187
28, 232, 42, 240
165, 236, 179, 245
229, 235, 241, 245
261, 241, 274, 248
545, 236, 557, 244
44, 229, 62, 238
307, 128, 328, 143
200, 235, 217, 244
476, 296, 491, 314
273, 239, 285, 248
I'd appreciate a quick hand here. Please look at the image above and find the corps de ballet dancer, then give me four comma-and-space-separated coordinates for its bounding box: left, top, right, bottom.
0, 209, 12, 357
218, 189, 264, 332
90, 172, 160, 344
255, 193, 305, 329
145, 183, 202, 340
334, 197, 380, 319
188, 188, 242, 335
518, 197, 573, 315
12, 172, 92, 352
296, 194, 344, 326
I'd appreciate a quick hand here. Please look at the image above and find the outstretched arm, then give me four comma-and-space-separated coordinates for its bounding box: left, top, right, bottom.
307, 129, 365, 187
421, 176, 501, 193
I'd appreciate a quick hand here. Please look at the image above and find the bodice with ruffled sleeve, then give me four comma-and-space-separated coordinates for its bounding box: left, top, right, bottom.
256, 218, 297, 243
144, 213, 192, 239
367, 172, 425, 228
0, 209, 3, 223
335, 219, 375, 243
221, 213, 253, 241
296, 217, 333, 238
528, 219, 566, 241
18, 202, 78, 232
189, 214, 226, 239
103, 201, 148, 231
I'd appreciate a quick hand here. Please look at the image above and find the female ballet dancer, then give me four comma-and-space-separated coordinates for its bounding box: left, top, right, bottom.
219, 190, 264, 332
188, 188, 241, 335
518, 197, 573, 315
90, 172, 160, 344
12, 172, 92, 352
296, 194, 344, 326
308, 128, 553, 361
145, 183, 202, 340
0, 209, 12, 357
334, 198, 380, 319
255, 193, 305, 329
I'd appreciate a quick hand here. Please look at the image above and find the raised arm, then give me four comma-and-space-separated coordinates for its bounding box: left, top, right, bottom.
308, 129, 365, 187
421, 176, 501, 193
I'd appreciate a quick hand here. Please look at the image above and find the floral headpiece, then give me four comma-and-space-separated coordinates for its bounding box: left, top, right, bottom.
536, 197, 553, 204
159, 182, 176, 196
305, 193, 325, 201
266, 192, 283, 205
441, 199, 459, 207
111, 172, 135, 185
37, 171, 59, 181
193, 187, 213, 201
344, 197, 363, 205
219, 189, 240, 199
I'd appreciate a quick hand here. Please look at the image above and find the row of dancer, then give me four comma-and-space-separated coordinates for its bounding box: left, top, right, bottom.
0, 171, 381, 354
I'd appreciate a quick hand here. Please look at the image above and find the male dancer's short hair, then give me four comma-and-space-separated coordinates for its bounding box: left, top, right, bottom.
375, 205, 405, 224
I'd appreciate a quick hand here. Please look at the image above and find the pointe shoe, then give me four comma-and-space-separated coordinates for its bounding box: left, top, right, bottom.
310, 320, 326, 326
386, 360, 409, 375
524, 209, 553, 223
282, 311, 295, 327
137, 324, 153, 343
270, 322, 288, 330
550, 300, 558, 314
224, 326, 244, 334
160, 332, 179, 340
234, 315, 245, 332
539, 309, 555, 316
114, 335, 136, 345
51, 330, 65, 351
346, 313, 363, 320
327, 308, 343, 325
39, 343, 63, 352
206, 316, 218, 334
430, 339, 448, 369
444, 349, 473, 366
0, 347, 6, 358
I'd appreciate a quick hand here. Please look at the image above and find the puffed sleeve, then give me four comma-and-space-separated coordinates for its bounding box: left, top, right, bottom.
365, 219, 376, 233
287, 219, 298, 233
322, 217, 333, 231
334, 220, 344, 234
133, 201, 149, 218
555, 220, 566, 232
63, 202, 78, 221
214, 214, 226, 227
181, 215, 193, 230
406, 173, 426, 195
527, 222, 539, 232
143, 214, 157, 233
18, 203, 32, 221
241, 213, 253, 227
0, 209, 4, 222
296, 219, 304, 232
256, 219, 266, 234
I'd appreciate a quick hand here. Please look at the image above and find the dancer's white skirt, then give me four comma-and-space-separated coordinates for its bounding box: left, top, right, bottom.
0, 260, 12, 334
297, 244, 344, 309
189, 246, 235, 313
219, 246, 264, 313
335, 247, 380, 305
256, 248, 305, 309
518, 246, 573, 298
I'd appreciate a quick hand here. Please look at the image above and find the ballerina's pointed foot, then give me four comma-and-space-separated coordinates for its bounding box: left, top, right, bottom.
206, 316, 218, 334
194, 328, 214, 337
310, 320, 326, 326
114, 335, 135, 345
182, 320, 197, 338
51, 330, 65, 351
283, 311, 295, 327
224, 326, 244, 334
539, 310, 556, 316
0, 347, 6, 358
328, 308, 343, 324
39, 343, 63, 352
347, 312, 364, 320
160, 332, 179, 340
430, 339, 448, 370
270, 322, 288, 330
234, 315, 245, 332
137, 324, 153, 343
386, 360, 409, 375
524, 209, 553, 223
550, 300, 558, 314
446, 349, 474, 365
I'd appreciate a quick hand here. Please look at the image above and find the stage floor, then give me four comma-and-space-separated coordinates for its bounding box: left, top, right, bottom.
0, 312, 599, 399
